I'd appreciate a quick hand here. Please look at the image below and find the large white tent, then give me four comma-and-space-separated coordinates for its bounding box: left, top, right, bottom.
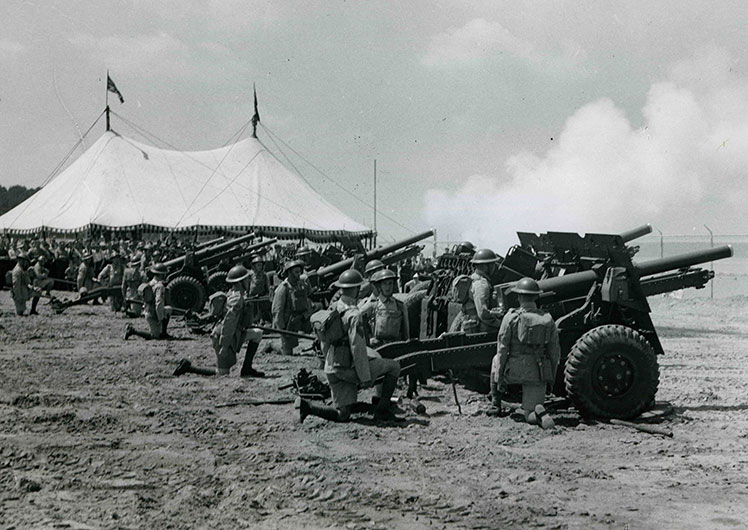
0, 129, 372, 242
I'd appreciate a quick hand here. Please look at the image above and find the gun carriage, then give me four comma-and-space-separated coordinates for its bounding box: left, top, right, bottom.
381, 225, 733, 420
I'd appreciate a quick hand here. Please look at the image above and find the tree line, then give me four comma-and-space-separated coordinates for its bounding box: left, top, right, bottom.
0, 185, 38, 216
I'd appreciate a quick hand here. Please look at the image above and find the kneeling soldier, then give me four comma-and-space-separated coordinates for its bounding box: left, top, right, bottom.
490, 278, 559, 428
123, 263, 172, 340
296, 270, 401, 423
173, 265, 265, 377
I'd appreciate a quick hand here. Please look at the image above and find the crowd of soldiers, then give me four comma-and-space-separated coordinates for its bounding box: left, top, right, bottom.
3, 234, 558, 428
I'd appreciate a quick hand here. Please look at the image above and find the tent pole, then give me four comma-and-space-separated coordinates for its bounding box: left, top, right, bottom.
105, 69, 110, 131
373, 159, 377, 248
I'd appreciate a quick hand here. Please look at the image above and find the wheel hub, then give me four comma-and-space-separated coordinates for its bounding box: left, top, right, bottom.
593, 354, 634, 397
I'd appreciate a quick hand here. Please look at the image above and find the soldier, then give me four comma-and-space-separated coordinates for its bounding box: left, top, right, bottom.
451, 248, 502, 333
123, 264, 172, 340
98, 253, 125, 312
173, 265, 265, 378
295, 270, 401, 423
455, 240, 476, 257
122, 257, 144, 317
77, 253, 96, 303
11, 254, 40, 316
330, 259, 384, 305
364, 269, 409, 347
248, 255, 271, 324
32, 256, 55, 296
295, 245, 313, 267
272, 259, 312, 355
489, 278, 559, 428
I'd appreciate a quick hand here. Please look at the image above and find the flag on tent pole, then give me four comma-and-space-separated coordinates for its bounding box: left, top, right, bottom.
251, 83, 260, 138
107, 74, 125, 104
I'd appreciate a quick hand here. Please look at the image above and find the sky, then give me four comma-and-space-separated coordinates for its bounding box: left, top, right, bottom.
2, 1, 748, 250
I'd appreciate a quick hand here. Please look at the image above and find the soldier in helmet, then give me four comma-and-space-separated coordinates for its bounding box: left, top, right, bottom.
77, 253, 97, 303
123, 263, 172, 340
295, 245, 313, 268
364, 269, 409, 347
330, 258, 384, 305
248, 255, 271, 324
33, 256, 55, 296
272, 259, 313, 355
122, 257, 144, 317
98, 253, 125, 312
295, 269, 402, 423
452, 248, 502, 333
455, 241, 476, 257
174, 264, 266, 378
489, 277, 559, 428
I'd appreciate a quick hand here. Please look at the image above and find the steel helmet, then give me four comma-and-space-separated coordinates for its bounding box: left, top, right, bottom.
370, 268, 397, 283
150, 263, 168, 276
471, 248, 500, 264
295, 245, 312, 257
226, 264, 251, 283
364, 259, 385, 276
457, 241, 476, 254
334, 269, 364, 288
283, 259, 306, 273
251, 255, 264, 265
512, 277, 542, 295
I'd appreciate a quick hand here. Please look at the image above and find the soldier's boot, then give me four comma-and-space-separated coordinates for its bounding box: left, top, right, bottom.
173, 359, 216, 377
486, 380, 506, 417
406, 374, 419, 398
374, 374, 404, 422
527, 405, 555, 429
161, 317, 172, 339
295, 398, 342, 423
123, 324, 134, 340
240, 341, 265, 378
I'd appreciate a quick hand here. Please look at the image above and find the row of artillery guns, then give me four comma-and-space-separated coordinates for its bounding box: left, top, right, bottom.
370, 224, 732, 420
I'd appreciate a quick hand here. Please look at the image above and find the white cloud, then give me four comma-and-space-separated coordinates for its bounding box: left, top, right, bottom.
423, 47, 748, 249
0, 39, 25, 60
69, 32, 189, 75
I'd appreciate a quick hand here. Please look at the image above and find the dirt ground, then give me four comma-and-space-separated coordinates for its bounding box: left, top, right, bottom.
1, 290, 747, 530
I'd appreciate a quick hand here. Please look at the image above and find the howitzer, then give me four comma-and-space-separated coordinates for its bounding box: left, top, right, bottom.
313, 230, 435, 285
162, 234, 277, 313
380, 227, 733, 421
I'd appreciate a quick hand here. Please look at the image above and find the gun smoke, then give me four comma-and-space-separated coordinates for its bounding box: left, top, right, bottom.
423, 47, 748, 250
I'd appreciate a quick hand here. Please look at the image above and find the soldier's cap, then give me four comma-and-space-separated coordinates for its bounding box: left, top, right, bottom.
284, 259, 305, 273
16, 253, 29, 261
251, 255, 264, 265
150, 263, 168, 275
370, 268, 398, 283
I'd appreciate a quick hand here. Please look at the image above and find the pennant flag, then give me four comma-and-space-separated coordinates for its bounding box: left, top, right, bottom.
251, 84, 260, 137
107, 74, 125, 104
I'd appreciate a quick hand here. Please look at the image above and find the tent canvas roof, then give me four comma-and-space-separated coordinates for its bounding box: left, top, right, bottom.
0, 130, 372, 242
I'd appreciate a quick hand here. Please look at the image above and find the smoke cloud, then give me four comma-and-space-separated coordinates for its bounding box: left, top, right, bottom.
423, 47, 748, 251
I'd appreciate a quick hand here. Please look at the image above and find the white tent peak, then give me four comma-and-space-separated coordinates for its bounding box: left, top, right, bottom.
0, 130, 372, 241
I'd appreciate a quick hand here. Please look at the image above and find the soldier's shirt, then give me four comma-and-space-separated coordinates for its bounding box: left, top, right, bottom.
324, 296, 371, 384
11, 264, 31, 301
145, 278, 166, 322
466, 270, 501, 330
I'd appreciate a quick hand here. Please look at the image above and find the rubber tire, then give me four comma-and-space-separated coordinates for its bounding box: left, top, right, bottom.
166, 275, 206, 312
564, 324, 659, 420
207, 271, 228, 294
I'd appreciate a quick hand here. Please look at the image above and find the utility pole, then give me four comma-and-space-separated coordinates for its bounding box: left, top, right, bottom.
704, 224, 714, 299
656, 228, 663, 258
373, 159, 377, 247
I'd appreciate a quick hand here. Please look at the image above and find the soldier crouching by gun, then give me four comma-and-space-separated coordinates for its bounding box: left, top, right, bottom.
173, 265, 266, 378
489, 278, 559, 429
295, 270, 401, 424
123, 264, 172, 340
272, 260, 313, 355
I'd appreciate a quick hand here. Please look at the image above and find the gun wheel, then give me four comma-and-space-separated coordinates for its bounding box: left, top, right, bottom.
165, 275, 206, 312
564, 324, 659, 420
207, 271, 229, 294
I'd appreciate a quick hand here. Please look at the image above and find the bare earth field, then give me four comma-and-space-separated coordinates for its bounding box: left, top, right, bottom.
1, 290, 747, 529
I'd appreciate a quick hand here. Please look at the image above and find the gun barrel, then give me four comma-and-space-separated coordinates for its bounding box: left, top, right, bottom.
635, 245, 733, 277
620, 224, 653, 243
316, 229, 434, 279
201, 238, 278, 269
195, 232, 256, 262
195, 236, 225, 250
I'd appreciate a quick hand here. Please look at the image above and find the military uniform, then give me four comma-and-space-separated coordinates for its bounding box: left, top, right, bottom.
122, 265, 143, 316
143, 277, 170, 338
33, 261, 54, 294
272, 276, 312, 354
248, 268, 271, 323
362, 294, 409, 347
459, 270, 501, 333
11, 263, 34, 315
324, 296, 401, 410
491, 307, 560, 413
77, 261, 95, 293
98, 262, 125, 312
211, 288, 254, 374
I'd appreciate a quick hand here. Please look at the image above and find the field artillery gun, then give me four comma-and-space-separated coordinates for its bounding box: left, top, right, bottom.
380, 227, 732, 420
307, 229, 435, 303
160, 233, 277, 312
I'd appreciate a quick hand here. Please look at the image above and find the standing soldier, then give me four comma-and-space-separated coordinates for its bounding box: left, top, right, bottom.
272, 260, 312, 355
33, 256, 55, 296
365, 269, 409, 347
451, 249, 502, 333
11, 254, 40, 316
248, 256, 271, 324
296, 270, 401, 423
98, 253, 125, 312
123, 264, 172, 340
490, 278, 559, 428
122, 257, 143, 317
173, 265, 266, 378
77, 253, 97, 303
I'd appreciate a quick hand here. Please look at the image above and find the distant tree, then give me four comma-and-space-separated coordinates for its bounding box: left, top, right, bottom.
0, 185, 39, 216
